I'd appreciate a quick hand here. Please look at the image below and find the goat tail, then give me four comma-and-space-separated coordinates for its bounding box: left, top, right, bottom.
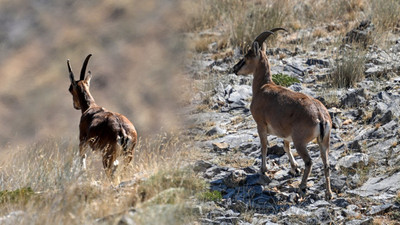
319, 119, 331, 142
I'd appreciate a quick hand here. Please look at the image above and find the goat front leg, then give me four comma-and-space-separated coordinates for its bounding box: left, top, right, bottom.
257, 125, 271, 184
283, 140, 300, 176
257, 125, 269, 174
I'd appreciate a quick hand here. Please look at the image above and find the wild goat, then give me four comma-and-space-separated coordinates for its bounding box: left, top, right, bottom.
68, 54, 137, 181
232, 28, 333, 200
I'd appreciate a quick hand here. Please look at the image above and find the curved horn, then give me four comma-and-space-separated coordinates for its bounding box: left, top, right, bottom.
67, 59, 76, 84
253, 27, 288, 45
80, 54, 92, 80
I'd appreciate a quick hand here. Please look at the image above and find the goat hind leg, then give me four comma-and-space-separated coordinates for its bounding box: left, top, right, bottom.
318, 138, 333, 200
294, 143, 312, 196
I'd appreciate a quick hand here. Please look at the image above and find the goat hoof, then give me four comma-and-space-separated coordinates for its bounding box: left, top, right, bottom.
257, 173, 271, 184
298, 187, 307, 197
289, 167, 301, 177
325, 191, 333, 200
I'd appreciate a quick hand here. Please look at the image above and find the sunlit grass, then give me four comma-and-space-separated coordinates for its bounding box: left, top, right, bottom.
0, 134, 200, 224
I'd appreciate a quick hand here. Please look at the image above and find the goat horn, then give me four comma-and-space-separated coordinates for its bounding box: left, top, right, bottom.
80, 54, 92, 80
253, 28, 288, 45
67, 59, 76, 84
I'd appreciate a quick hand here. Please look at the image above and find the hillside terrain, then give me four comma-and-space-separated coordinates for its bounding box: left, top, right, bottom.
1, 0, 400, 224
185, 0, 400, 224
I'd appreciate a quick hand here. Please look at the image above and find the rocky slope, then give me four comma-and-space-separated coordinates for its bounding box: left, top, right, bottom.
188, 26, 400, 224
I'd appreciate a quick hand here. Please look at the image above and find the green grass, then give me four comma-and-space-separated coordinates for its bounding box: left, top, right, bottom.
0, 187, 35, 204
272, 73, 300, 87
197, 190, 223, 202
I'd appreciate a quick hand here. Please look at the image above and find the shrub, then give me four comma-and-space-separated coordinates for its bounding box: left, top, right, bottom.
272, 73, 300, 87
198, 190, 222, 202
370, 0, 400, 31
330, 49, 366, 88
0, 187, 35, 204
229, 0, 289, 50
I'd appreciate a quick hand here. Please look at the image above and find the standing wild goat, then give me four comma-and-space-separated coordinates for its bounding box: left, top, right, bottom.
232, 28, 333, 200
68, 54, 137, 180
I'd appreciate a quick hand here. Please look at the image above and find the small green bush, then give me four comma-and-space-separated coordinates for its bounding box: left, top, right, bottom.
197, 190, 222, 202
0, 187, 35, 204
272, 73, 300, 87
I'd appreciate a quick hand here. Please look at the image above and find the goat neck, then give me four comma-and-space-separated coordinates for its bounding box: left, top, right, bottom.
77, 82, 97, 113
252, 51, 274, 95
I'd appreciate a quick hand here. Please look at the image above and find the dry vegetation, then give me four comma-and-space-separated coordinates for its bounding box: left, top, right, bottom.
0, 136, 204, 224
0, 0, 203, 224
1, 0, 400, 224
185, 0, 400, 53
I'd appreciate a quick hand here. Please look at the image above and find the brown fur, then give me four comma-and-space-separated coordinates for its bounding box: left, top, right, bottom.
232, 30, 333, 200
68, 54, 137, 180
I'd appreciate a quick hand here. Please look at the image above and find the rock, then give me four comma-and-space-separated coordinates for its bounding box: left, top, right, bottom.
284, 64, 305, 77
340, 89, 367, 108
343, 20, 373, 47
243, 166, 257, 174
347, 172, 400, 197
214, 216, 239, 224
267, 144, 285, 157
347, 140, 362, 151
206, 126, 226, 136
194, 160, 213, 173
0, 211, 28, 225
365, 66, 386, 77
230, 200, 248, 212
288, 83, 316, 97
377, 110, 393, 125
212, 142, 229, 151
375, 91, 391, 102
369, 120, 398, 138
283, 206, 312, 216
345, 217, 373, 225
333, 198, 350, 208
205, 166, 227, 179
369, 102, 389, 123
223, 170, 247, 188
226, 85, 252, 104
336, 153, 369, 170
368, 204, 393, 216
306, 58, 330, 67
313, 208, 331, 223
330, 173, 347, 193
118, 209, 136, 225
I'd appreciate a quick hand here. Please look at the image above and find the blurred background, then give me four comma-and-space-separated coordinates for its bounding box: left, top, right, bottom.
0, 0, 187, 147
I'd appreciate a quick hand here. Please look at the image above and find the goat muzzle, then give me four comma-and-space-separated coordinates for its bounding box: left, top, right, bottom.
232, 59, 245, 75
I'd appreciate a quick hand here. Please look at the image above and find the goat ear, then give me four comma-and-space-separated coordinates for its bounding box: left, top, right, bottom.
67, 59, 77, 86
85, 71, 92, 85
261, 42, 267, 52
252, 42, 260, 57
69, 73, 76, 86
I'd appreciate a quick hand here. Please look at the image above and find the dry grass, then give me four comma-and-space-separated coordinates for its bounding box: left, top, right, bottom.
0, 135, 202, 224
329, 49, 366, 88
185, 0, 399, 52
